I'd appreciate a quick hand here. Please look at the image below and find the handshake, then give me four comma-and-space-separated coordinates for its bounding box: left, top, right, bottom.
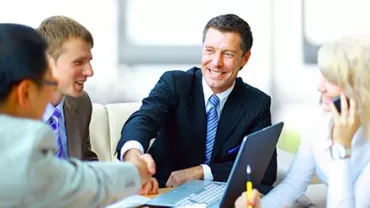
125, 149, 159, 195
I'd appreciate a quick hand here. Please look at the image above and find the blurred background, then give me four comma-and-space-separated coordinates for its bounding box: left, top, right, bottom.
1, 0, 367, 153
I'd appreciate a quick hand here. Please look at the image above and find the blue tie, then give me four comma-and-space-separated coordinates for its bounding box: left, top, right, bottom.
48, 109, 64, 158
204, 94, 220, 164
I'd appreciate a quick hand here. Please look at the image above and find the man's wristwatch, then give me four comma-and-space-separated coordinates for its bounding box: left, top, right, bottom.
330, 143, 351, 159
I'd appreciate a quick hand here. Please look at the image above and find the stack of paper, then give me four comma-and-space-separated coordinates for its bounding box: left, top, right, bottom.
105, 195, 150, 208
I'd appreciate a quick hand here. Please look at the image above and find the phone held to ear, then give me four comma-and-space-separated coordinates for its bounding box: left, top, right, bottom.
333, 96, 350, 113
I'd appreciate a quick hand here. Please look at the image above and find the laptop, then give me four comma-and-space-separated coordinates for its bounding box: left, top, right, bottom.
146, 121, 284, 208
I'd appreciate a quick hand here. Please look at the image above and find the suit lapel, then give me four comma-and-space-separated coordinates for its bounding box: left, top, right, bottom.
192, 70, 207, 160
211, 79, 249, 161
64, 96, 80, 158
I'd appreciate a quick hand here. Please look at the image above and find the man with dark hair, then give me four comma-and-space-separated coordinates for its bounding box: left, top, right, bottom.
116, 14, 277, 194
0, 23, 155, 207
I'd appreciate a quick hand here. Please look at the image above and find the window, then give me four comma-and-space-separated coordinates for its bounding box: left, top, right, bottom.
119, 0, 271, 65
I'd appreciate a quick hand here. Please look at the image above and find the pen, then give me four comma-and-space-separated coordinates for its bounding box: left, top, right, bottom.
246, 165, 252, 208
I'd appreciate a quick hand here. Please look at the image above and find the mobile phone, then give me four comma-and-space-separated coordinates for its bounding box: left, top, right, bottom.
333, 96, 350, 113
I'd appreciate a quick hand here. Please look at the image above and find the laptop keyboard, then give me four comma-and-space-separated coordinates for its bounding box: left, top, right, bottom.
174, 183, 226, 206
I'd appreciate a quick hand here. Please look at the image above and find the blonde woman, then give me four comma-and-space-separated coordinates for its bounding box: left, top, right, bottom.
235, 35, 370, 208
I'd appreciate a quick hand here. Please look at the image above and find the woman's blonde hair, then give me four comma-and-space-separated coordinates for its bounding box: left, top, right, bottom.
318, 35, 370, 139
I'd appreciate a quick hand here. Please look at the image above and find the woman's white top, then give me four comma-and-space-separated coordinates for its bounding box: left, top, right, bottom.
262, 111, 370, 208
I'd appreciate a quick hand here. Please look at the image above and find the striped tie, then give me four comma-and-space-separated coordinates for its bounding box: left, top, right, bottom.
48, 109, 64, 158
204, 94, 220, 164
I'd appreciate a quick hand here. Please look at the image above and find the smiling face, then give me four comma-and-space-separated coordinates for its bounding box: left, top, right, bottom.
201, 28, 250, 93
49, 37, 94, 97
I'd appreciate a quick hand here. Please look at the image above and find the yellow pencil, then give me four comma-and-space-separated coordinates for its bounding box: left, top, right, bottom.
246, 165, 252, 208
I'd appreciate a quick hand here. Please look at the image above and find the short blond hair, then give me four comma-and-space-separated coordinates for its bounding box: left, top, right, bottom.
37, 16, 94, 60
318, 35, 370, 138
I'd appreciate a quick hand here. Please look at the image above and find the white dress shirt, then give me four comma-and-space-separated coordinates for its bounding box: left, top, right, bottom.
262, 110, 370, 208
120, 77, 235, 181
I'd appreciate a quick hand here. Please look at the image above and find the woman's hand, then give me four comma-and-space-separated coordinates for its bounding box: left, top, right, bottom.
234, 189, 261, 208
330, 93, 361, 148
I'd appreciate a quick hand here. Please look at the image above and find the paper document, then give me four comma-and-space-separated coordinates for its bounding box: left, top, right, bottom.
175, 205, 207, 208
105, 195, 151, 208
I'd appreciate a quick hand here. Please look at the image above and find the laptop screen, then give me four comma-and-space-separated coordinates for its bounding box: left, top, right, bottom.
219, 122, 284, 207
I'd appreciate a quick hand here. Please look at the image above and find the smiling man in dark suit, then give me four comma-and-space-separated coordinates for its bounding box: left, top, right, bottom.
116, 14, 276, 195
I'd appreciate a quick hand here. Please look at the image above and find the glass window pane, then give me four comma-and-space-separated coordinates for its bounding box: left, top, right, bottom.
126, 0, 269, 46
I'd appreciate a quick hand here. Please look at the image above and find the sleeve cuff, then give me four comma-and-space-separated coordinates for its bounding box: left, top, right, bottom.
201, 164, 214, 181
120, 141, 144, 161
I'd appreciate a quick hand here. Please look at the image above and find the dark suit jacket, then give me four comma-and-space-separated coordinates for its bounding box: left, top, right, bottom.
64, 91, 98, 161
116, 67, 276, 192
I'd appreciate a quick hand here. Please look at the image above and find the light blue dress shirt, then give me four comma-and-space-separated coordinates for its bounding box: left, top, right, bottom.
42, 98, 69, 158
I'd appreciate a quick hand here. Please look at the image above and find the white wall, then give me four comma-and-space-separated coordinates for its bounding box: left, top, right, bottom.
0, 0, 119, 102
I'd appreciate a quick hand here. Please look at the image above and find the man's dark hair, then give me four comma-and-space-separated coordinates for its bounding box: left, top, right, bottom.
0, 23, 48, 104
202, 14, 253, 56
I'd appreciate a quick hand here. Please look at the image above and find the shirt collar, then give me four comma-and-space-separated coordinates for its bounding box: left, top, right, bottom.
42, 97, 65, 122
202, 77, 235, 108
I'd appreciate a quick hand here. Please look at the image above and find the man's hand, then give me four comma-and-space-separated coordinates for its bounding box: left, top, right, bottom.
139, 177, 159, 195
166, 166, 203, 187
234, 190, 261, 208
124, 149, 142, 161
126, 150, 156, 185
